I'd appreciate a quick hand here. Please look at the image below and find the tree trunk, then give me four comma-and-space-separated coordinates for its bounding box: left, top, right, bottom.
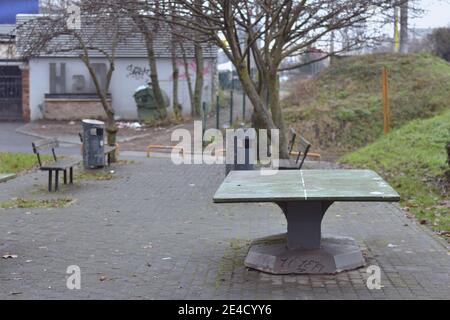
144, 31, 167, 119
193, 42, 204, 117
447, 141, 450, 169
181, 44, 195, 117
81, 55, 118, 162
400, 1, 409, 53
393, 6, 400, 53
267, 70, 289, 159
171, 41, 182, 120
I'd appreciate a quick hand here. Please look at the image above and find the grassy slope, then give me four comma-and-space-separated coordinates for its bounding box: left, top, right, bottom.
341, 110, 450, 235
0, 152, 50, 174
284, 53, 450, 153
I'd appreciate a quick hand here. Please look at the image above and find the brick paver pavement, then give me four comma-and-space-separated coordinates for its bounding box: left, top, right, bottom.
0, 156, 449, 299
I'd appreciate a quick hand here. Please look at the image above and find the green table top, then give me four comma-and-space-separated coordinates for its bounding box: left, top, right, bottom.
213, 170, 400, 203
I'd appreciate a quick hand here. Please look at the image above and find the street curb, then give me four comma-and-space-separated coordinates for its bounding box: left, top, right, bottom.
15, 123, 80, 145
15, 123, 152, 144
0, 173, 16, 183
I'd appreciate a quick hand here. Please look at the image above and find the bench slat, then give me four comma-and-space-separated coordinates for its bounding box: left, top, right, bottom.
40, 159, 81, 170
32, 138, 59, 152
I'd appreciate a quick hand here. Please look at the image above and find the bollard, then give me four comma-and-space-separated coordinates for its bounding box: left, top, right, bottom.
225, 134, 255, 176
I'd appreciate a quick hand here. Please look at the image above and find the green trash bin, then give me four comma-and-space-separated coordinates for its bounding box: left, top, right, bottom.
133, 84, 170, 121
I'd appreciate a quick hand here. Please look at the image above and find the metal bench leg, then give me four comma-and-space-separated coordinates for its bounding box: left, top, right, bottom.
48, 170, 53, 192
64, 170, 67, 184
70, 167, 73, 184
55, 170, 59, 191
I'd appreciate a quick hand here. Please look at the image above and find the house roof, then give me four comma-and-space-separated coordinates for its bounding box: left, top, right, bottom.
15, 14, 217, 59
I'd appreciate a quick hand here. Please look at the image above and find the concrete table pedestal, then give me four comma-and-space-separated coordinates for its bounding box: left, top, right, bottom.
244, 201, 366, 274
245, 234, 365, 275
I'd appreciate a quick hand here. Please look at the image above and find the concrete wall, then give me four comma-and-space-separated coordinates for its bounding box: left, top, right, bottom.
0, 43, 18, 59
28, 56, 216, 121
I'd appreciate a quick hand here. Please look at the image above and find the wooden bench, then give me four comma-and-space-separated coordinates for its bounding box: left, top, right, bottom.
32, 138, 80, 192
78, 133, 118, 166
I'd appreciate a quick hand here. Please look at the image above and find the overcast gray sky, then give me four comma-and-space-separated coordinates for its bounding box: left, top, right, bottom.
412, 0, 450, 28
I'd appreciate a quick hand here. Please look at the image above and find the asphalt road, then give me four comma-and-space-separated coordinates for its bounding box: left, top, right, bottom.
0, 122, 80, 155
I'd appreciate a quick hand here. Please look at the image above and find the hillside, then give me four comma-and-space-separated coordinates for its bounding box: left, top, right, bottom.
341, 110, 450, 238
283, 53, 450, 155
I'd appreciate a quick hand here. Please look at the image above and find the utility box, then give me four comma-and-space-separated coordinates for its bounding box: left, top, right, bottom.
82, 119, 105, 169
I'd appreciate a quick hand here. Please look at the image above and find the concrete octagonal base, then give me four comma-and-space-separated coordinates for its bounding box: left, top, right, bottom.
244, 234, 365, 275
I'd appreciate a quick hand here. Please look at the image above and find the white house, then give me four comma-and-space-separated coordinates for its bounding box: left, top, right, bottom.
14, 14, 218, 122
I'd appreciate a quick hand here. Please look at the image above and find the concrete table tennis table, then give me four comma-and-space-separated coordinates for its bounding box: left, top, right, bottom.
213, 170, 400, 274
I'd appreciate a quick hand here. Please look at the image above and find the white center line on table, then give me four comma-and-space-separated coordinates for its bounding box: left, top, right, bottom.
300, 170, 307, 200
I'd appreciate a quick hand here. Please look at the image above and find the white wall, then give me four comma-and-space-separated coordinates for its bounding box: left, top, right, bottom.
29, 56, 216, 121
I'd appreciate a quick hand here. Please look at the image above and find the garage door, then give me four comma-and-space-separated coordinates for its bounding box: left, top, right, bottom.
0, 66, 22, 120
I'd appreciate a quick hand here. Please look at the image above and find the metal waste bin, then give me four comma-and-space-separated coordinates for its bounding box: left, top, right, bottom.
82, 119, 105, 169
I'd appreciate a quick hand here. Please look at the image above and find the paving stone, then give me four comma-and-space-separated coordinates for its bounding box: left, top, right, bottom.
0, 156, 449, 299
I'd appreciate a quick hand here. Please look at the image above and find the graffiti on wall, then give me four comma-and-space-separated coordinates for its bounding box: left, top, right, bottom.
126, 65, 151, 80
125, 60, 212, 82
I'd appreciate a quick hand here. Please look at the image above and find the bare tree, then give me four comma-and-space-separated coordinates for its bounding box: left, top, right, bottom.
170, 4, 182, 120
171, 39, 182, 120
379, 0, 423, 53
400, 0, 409, 53
16, 1, 127, 161
131, 3, 168, 120
164, 0, 398, 158
192, 0, 204, 117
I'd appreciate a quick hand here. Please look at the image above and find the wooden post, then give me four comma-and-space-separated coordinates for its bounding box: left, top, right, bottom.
382, 67, 390, 134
